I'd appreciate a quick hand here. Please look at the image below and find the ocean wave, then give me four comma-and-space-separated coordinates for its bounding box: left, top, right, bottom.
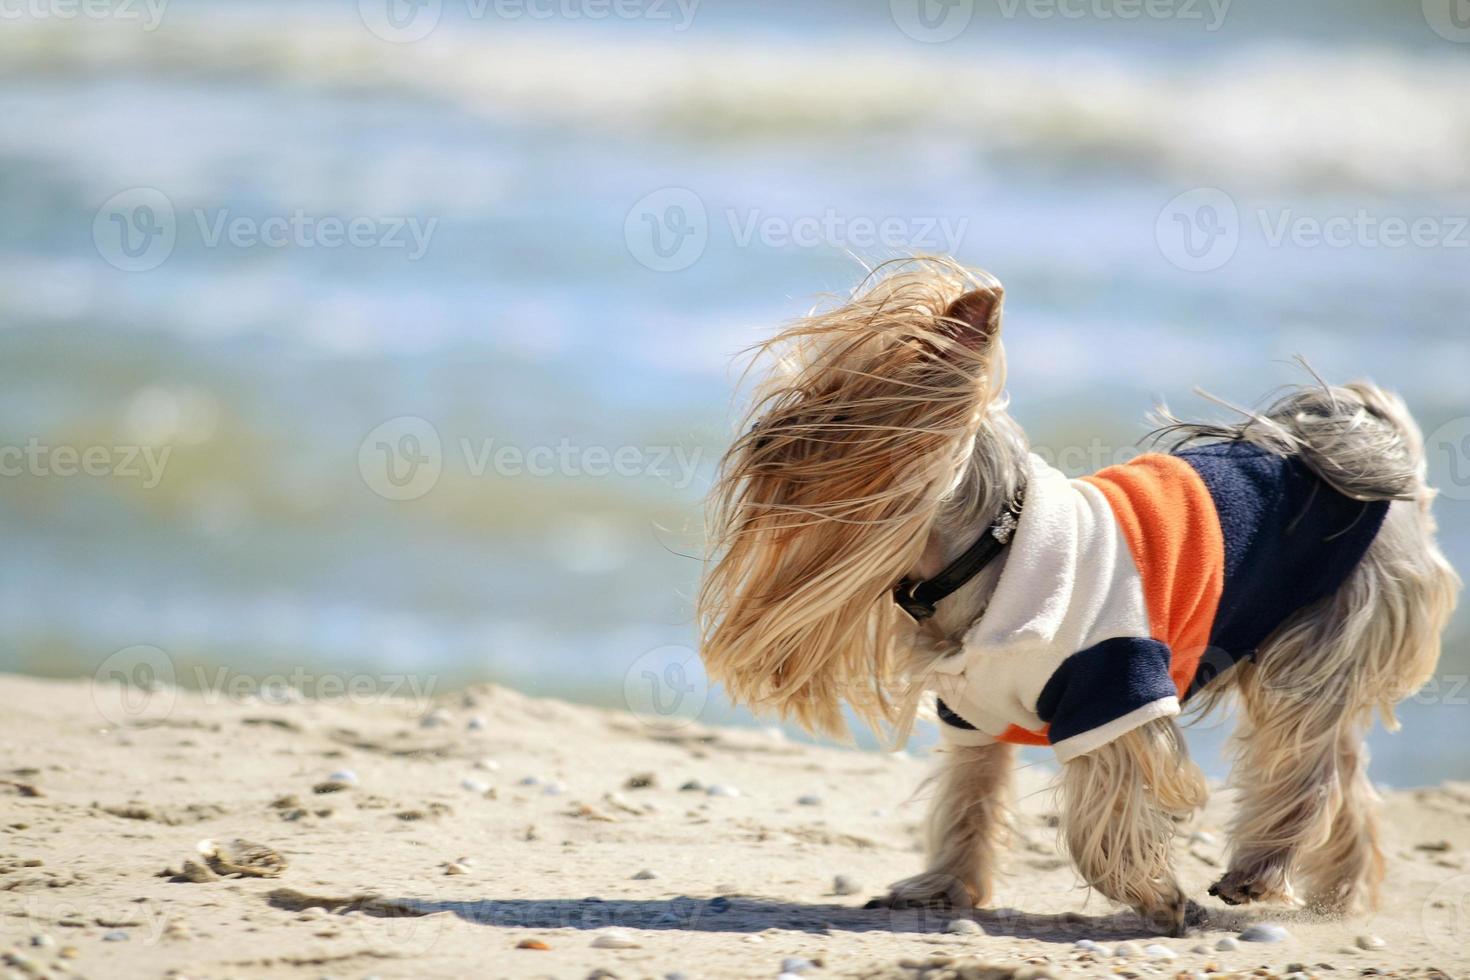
4, 13, 1469, 194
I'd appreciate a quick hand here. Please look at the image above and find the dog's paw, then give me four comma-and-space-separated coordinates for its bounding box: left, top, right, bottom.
863, 871, 978, 911
1137, 892, 1205, 937
1208, 866, 1293, 906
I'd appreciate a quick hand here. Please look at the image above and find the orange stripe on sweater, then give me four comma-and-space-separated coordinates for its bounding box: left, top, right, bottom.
1081, 454, 1225, 699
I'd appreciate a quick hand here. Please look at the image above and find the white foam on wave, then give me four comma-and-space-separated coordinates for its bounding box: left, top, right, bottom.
3, 11, 1468, 194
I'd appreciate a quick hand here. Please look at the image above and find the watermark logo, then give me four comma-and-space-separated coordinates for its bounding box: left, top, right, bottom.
359, 0, 442, 42
1257, 209, 1468, 250
356, 420, 702, 500
91, 645, 177, 727
359, 0, 698, 42
460, 437, 702, 487
0, 0, 169, 30
193, 210, 437, 259
891, 0, 975, 41
625, 188, 709, 273
994, 0, 1230, 30
1159, 188, 1468, 271
1427, 416, 1470, 502
1423, 0, 1470, 42
1156, 187, 1239, 272
625, 188, 971, 272
93, 190, 437, 270
623, 645, 707, 731
358, 416, 444, 502
0, 439, 171, 488
1423, 873, 1470, 954
93, 187, 176, 273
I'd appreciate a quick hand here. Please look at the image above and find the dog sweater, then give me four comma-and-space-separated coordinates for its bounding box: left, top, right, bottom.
931, 442, 1388, 762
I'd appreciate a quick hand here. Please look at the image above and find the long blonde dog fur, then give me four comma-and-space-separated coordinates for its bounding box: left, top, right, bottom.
698, 257, 1459, 934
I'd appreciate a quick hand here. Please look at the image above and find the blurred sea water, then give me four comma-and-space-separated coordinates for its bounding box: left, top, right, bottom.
0, 0, 1466, 782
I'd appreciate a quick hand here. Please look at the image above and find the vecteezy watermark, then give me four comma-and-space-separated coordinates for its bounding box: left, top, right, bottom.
1257, 208, 1470, 251
91, 645, 178, 727
624, 188, 709, 273
624, 188, 971, 273
1423, 0, 1470, 42
623, 644, 708, 731
0, 439, 170, 488
1157, 187, 1469, 272
0, 0, 168, 30
889, 0, 976, 42
92, 188, 438, 272
93, 188, 176, 272
357, 416, 704, 501
1030, 439, 1144, 476
357, 0, 699, 43
890, 0, 1229, 42
994, 0, 1230, 28
1427, 416, 1470, 502
1422, 873, 1470, 954
1155, 187, 1240, 272
90, 646, 440, 727
358, 416, 445, 502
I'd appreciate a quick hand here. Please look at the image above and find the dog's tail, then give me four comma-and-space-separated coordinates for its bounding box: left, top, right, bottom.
1154, 368, 1427, 505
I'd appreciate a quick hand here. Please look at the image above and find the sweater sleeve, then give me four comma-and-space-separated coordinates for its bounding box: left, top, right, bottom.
1037, 636, 1181, 763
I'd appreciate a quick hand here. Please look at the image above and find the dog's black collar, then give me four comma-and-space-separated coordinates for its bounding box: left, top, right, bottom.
895, 488, 1025, 622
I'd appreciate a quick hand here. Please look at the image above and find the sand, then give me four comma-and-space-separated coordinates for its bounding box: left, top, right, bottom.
0, 674, 1466, 980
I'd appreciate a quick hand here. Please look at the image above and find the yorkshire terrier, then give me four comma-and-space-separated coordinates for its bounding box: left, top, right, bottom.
697, 258, 1458, 935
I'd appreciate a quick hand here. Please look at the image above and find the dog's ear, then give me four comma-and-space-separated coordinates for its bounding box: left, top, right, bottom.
941, 285, 1003, 349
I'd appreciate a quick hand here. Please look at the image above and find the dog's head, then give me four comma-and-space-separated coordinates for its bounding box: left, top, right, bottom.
697, 258, 1014, 738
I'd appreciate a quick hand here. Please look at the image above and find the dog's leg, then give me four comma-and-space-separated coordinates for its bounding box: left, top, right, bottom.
1293, 736, 1384, 913
1208, 672, 1339, 908
1061, 718, 1208, 936
867, 740, 1013, 909
1214, 501, 1457, 912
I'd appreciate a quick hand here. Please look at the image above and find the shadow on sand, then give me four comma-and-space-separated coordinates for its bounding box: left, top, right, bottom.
311, 894, 1256, 943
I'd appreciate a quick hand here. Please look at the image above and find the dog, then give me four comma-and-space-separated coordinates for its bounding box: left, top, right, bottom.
696, 258, 1459, 935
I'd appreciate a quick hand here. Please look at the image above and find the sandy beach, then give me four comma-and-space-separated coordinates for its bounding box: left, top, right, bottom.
1, 674, 1466, 980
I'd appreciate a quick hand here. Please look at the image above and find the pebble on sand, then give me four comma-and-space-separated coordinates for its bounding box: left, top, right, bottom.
591, 929, 642, 949
467, 716, 487, 731
945, 918, 982, 935
632, 869, 659, 880
1215, 937, 1241, 951
420, 708, 452, 728
102, 930, 129, 942
707, 784, 740, 798
797, 794, 822, 806
1143, 944, 1177, 959
315, 769, 359, 793
180, 858, 218, 883
461, 778, 490, 794
29, 934, 54, 948
833, 875, 861, 896
1238, 923, 1291, 943
1112, 942, 1141, 959
1355, 935, 1387, 950
781, 957, 818, 974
